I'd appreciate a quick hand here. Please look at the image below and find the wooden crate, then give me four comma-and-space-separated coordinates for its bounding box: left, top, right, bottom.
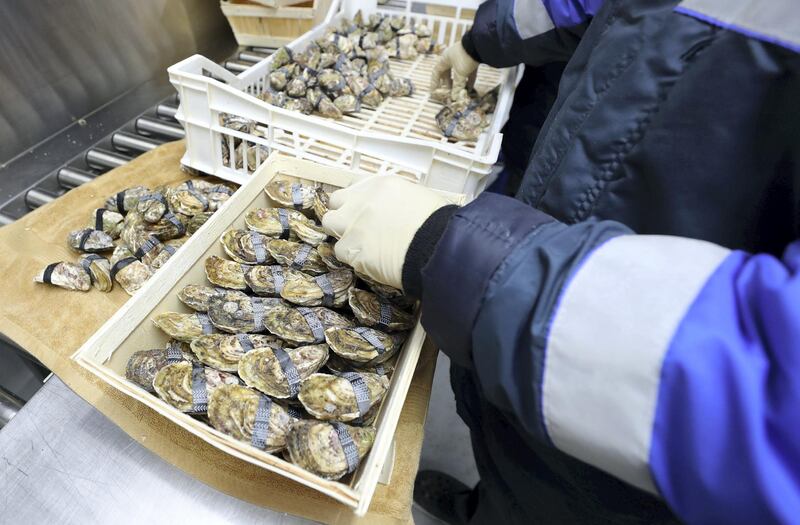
221, 0, 336, 48
72, 153, 465, 515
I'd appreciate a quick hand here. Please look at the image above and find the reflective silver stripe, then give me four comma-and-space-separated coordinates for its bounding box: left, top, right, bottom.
376, 301, 392, 331
272, 347, 301, 396
277, 208, 290, 239
250, 231, 267, 264
291, 183, 304, 209
191, 364, 208, 413
251, 395, 272, 449
512, 0, 555, 40
166, 341, 184, 363
315, 274, 335, 307
291, 244, 312, 270
332, 422, 360, 474
297, 307, 325, 343
341, 372, 371, 417
270, 266, 285, 294
251, 298, 265, 332
197, 313, 213, 335
236, 333, 254, 352
353, 327, 386, 354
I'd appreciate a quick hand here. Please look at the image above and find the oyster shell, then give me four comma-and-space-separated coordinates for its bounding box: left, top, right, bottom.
397, 33, 419, 60
190, 333, 283, 371
316, 242, 347, 271
244, 265, 305, 297
33, 261, 91, 292
153, 361, 239, 413
220, 229, 273, 265
436, 99, 488, 142
207, 294, 285, 334
144, 238, 184, 270
263, 305, 354, 345
298, 372, 388, 422
206, 184, 236, 211
186, 211, 214, 234
178, 284, 224, 312
152, 311, 217, 341
205, 255, 249, 290
316, 96, 342, 119
269, 67, 291, 91
89, 208, 124, 239
266, 240, 327, 275
355, 271, 405, 301
325, 352, 397, 377
238, 344, 329, 398
284, 97, 313, 115
68, 228, 114, 253
286, 77, 307, 98
272, 46, 293, 69
264, 179, 317, 211
125, 340, 194, 392
319, 69, 346, 93
312, 188, 330, 222
289, 214, 327, 246
208, 384, 298, 452
346, 76, 382, 108
280, 269, 355, 308
105, 186, 149, 214
136, 191, 168, 223
110, 246, 152, 296
324, 325, 404, 364
80, 254, 113, 292
333, 94, 359, 114
166, 181, 210, 216
244, 207, 302, 239
348, 289, 415, 331
287, 420, 375, 480
388, 77, 414, 98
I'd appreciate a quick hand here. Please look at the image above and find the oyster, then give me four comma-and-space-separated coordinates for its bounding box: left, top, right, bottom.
318, 69, 346, 93
333, 94, 359, 114
205, 255, 249, 290
317, 242, 348, 270
90, 208, 124, 239
186, 211, 214, 235
220, 229, 272, 265
295, 42, 321, 70
206, 184, 236, 211
397, 33, 419, 60
348, 289, 415, 331
388, 77, 414, 98
244, 265, 305, 297
324, 325, 405, 364
238, 344, 329, 398
105, 185, 149, 214
125, 340, 193, 392
80, 254, 113, 292
312, 188, 330, 222
166, 181, 210, 216
207, 294, 285, 334
208, 384, 298, 452
178, 284, 224, 312
284, 97, 313, 115
190, 333, 282, 372
153, 361, 239, 413
152, 311, 216, 341
316, 96, 342, 119
287, 420, 375, 480
286, 77, 307, 98
436, 99, 488, 142
346, 76, 382, 108
144, 238, 184, 270
269, 67, 291, 91
264, 179, 317, 211
280, 269, 355, 308
355, 271, 414, 308
110, 245, 153, 295
272, 46, 293, 69
266, 240, 327, 275
289, 214, 327, 246
325, 352, 397, 377
298, 372, 389, 422
67, 228, 114, 253
33, 261, 91, 292
244, 207, 302, 239
136, 191, 168, 223
263, 304, 353, 344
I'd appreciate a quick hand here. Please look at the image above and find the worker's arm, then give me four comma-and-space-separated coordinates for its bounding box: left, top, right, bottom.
464, 0, 603, 67
407, 192, 800, 525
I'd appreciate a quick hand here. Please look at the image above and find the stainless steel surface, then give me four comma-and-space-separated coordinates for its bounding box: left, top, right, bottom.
239, 51, 269, 63
0, 213, 13, 226
0, 0, 234, 164
24, 189, 58, 209
225, 60, 251, 73
156, 103, 178, 120
0, 377, 314, 525
135, 116, 186, 140
85, 148, 132, 171
0, 385, 22, 428
57, 167, 96, 189
111, 132, 162, 153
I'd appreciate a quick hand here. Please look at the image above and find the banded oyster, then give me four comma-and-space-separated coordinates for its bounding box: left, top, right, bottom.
286, 420, 375, 480
238, 344, 329, 398
289, 214, 328, 246
262, 305, 354, 344
325, 352, 397, 377
136, 191, 168, 223
190, 333, 284, 372
33, 261, 91, 292
105, 185, 149, 214
186, 211, 214, 235
317, 242, 348, 271
110, 244, 153, 295
244, 207, 302, 239
153, 361, 239, 413
348, 289, 415, 331
265, 179, 317, 211
207, 294, 285, 333
79, 254, 113, 292
220, 229, 273, 265
266, 239, 327, 275
280, 269, 355, 308
244, 265, 305, 297
125, 340, 194, 392
324, 325, 404, 364
166, 180, 211, 216
152, 311, 216, 341
178, 284, 225, 312
89, 208, 124, 239
298, 372, 389, 423
208, 384, 299, 452
67, 228, 114, 253
205, 255, 250, 290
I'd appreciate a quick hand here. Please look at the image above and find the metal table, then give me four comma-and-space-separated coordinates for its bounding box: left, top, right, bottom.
0, 377, 314, 525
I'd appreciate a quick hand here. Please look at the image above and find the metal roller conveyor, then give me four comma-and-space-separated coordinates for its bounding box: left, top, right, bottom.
135, 117, 185, 140
85, 148, 132, 171
156, 103, 178, 120
224, 60, 250, 73
239, 51, 268, 63
0, 385, 23, 428
112, 131, 162, 153
0, 212, 15, 226
25, 189, 59, 209
57, 167, 95, 189
250, 47, 276, 55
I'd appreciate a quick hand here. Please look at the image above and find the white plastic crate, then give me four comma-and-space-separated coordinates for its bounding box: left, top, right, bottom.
168, 0, 521, 197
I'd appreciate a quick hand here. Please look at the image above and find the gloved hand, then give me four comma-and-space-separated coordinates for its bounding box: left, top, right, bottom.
431, 42, 479, 100
322, 176, 450, 290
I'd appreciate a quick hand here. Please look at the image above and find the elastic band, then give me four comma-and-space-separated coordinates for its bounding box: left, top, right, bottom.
191, 364, 208, 413
236, 333, 254, 353
286, 405, 303, 419
163, 212, 186, 236
251, 297, 265, 332
251, 395, 272, 449
291, 183, 304, 209
135, 235, 161, 259
297, 307, 325, 343
78, 229, 93, 251
197, 312, 213, 335
376, 301, 393, 331
110, 257, 137, 280
95, 208, 107, 231
332, 422, 360, 474
166, 340, 184, 363
250, 231, 267, 264
270, 265, 285, 294
315, 274, 335, 307
341, 372, 371, 417
353, 326, 386, 354
272, 347, 301, 396
291, 244, 312, 270
277, 209, 290, 239
42, 263, 60, 284
116, 191, 126, 214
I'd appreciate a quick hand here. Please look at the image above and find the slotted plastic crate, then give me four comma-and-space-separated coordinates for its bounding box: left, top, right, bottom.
169, 0, 521, 196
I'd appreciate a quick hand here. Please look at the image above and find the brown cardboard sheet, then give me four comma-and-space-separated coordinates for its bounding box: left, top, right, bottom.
0, 141, 435, 524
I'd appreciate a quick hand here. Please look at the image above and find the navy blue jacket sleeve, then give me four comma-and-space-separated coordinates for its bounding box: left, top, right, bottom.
464, 0, 604, 67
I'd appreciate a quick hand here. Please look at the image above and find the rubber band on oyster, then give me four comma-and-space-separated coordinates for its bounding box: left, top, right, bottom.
265, 179, 317, 211
238, 344, 329, 398
266, 239, 328, 275
80, 254, 113, 292
286, 420, 375, 480
325, 352, 398, 377
152, 312, 217, 342
220, 229, 273, 265
207, 294, 285, 334
178, 285, 227, 312
125, 340, 194, 392
67, 228, 114, 253
262, 305, 354, 345
153, 362, 239, 413
280, 269, 355, 308
205, 255, 250, 290
110, 244, 153, 295
348, 289, 415, 332
324, 325, 405, 365
34, 262, 91, 292
289, 215, 328, 246
298, 372, 389, 423
190, 333, 284, 372
245, 265, 305, 297
244, 208, 302, 239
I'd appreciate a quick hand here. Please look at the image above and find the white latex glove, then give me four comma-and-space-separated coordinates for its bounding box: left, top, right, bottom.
431, 42, 479, 99
322, 176, 450, 290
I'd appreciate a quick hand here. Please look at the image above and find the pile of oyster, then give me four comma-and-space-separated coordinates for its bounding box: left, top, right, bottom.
251, 11, 439, 120
128, 175, 415, 481
432, 86, 500, 142
34, 176, 236, 296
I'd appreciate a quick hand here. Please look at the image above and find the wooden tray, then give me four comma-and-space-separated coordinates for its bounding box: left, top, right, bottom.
220, 0, 336, 48
71, 153, 463, 515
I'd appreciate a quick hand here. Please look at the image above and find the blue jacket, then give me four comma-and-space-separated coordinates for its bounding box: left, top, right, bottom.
406, 1, 800, 523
